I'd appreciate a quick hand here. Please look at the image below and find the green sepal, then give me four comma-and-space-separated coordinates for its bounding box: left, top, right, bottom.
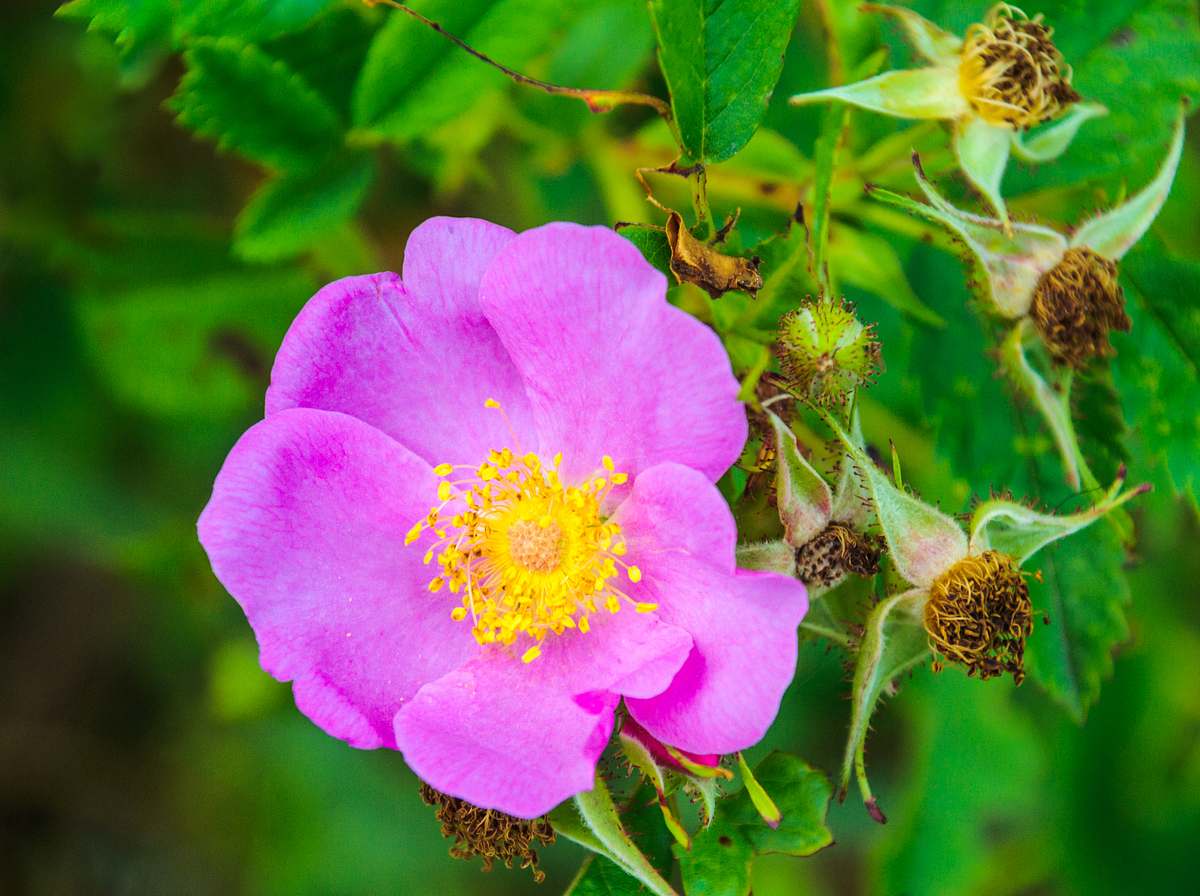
619, 726, 691, 850
1011, 102, 1108, 164
869, 160, 1067, 318
1070, 105, 1187, 260
769, 411, 833, 547
735, 540, 797, 576
970, 472, 1148, 565
839, 588, 930, 816
823, 414, 967, 588
556, 773, 680, 896
789, 67, 968, 120
953, 116, 1012, 225
862, 3, 961, 65
736, 752, 782, 828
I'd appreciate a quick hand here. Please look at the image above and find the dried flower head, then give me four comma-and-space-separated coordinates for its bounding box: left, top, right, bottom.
776, 297, 881, 407
1030, 247, 1130, 368
958, 4, 1079, 129
420, 783, 556, 881
795, 522, 883, 587
924, 550, 1033, 683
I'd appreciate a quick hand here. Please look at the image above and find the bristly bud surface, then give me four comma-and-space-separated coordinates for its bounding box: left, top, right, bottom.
776, 296, 882, 407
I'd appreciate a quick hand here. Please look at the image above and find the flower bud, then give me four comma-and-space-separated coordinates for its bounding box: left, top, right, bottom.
776, 296, 881, 407
958, 4, 1079, 129
1030, 247, 1130, 368
420, 783, 555, 880
923, 550, 1033, 683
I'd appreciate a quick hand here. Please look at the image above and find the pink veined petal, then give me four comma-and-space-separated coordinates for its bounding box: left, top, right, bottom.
477, 223, 748, 487
394, 653, 619, 818
617, 463, 808, 754
266, 217, 536, 466
533, 605, 693, 700
197, 408, 476, 749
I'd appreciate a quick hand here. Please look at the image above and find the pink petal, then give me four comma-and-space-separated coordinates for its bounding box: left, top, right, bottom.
394, 653, 619, 818
618, 464, 808, 754
197, 408, 476, 749
266, 218, 536, 466
477, 223, 747, 485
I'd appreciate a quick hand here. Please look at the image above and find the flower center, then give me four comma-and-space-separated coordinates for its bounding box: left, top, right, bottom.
1030, 247, 1130, 369
924, 550, 1033, 683
405, 403, 651, 663
957, 5, 1079, 129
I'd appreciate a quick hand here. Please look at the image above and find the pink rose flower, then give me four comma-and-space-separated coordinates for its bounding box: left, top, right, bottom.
198, 218, 808, 817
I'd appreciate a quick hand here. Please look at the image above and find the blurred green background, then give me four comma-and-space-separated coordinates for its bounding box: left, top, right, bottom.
2, 1, 1198, 893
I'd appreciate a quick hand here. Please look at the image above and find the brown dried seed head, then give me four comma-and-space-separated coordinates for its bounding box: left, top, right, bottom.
958, 4, 1080, 129
420, 783, 556, 882
1030, 247, 1130, 368
924, 550, 1034, 684
795, 522, 883, 587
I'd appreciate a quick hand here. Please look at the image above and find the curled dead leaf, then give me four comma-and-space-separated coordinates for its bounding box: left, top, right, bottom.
664, 211, 763, 299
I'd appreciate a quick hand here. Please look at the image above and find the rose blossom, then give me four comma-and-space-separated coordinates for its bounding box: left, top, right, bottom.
198, 218, 808, 817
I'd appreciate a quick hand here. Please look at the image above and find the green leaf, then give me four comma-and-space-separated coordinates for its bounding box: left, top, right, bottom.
168, 38, 342, 170
76, 269, 316, 417
352, 0, 566, 143
175, 0, 333, 43
1024, 524, 1132, 722
620, 225, 673, 276
1115, 247, 1200, 504
234, 152, 374, 262
648, 0, 802, 162
56, 0, 173, 62
678, 753, 832, 896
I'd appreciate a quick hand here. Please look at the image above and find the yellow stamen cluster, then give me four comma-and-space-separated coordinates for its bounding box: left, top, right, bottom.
405, 402, 648, 662
958, 4, 1080, 129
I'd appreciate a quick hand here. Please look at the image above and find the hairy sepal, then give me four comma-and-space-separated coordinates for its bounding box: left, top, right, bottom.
770, 411, 834, 546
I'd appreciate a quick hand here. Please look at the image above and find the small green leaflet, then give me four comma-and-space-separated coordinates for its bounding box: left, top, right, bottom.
169, 38, 343, 171
648, 0, 802, 162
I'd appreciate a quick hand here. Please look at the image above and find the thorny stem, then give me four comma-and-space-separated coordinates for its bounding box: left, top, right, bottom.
364, 1, 674, 123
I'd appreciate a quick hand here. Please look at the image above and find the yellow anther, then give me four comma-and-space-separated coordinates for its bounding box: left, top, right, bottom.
611, 473, 628, 485
485, 398, 501, 409
578, 616, 590, 634
635, 602, 658, 614
478, 463, 497, 481
437, 481, 453, 502
404, 522, 424, 545
451, 607, 468, 621
433, 463, 454, 477
521, 645, 541, 664
627, 565, 643, 583
428, 577, 445, 593
602, 455, 615, 472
